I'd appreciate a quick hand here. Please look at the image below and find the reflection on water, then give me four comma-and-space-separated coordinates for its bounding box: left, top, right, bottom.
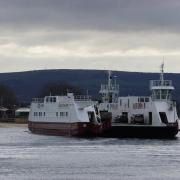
0, 125, 180, 180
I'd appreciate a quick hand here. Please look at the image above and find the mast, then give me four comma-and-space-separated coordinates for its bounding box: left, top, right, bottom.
160, 62, 164, 84
99, 71, 119, 103
150, 63, 174, 101
108, 70, 112, 89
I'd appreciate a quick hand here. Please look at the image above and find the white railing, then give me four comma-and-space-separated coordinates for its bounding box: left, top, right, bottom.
74, 95, 92, 101
100, 84, 119, 91
32, 98, 44, 103
107, 103, 118, 110
150, 80, 172, 88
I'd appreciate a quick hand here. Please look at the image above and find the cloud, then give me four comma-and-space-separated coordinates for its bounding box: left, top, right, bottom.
0, 0, 180, 72
0, 0, 180, 32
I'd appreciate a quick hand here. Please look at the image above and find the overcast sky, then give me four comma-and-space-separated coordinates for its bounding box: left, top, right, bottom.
0, 0, 180, 73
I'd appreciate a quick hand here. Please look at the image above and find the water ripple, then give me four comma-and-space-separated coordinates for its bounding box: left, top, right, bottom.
0, 126, 180, 180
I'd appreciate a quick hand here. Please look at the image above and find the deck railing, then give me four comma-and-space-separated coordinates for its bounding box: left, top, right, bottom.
100, 84, 119, 91
150, 80, 172, 88
32, 98, 44, 103
74, 95, 92, 101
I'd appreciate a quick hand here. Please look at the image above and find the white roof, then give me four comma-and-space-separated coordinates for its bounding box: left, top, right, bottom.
16, 108, 30, 113
0, 107, 8, 111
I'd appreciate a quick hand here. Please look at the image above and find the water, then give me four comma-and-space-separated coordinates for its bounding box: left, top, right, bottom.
0, 124, 180, 180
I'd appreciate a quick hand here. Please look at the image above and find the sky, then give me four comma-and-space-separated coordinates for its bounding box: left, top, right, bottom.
0, 0, 180, 73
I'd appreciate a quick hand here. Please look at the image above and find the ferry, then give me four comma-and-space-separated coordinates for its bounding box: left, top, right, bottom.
28, 93, 111, 137
99, 64, 179, 138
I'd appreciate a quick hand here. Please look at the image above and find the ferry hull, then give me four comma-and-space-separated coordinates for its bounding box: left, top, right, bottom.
102, 123, 179, 138
28, 120, 111, 137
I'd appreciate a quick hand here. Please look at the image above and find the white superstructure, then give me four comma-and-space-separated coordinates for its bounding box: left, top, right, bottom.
29, 93, 100, 124
99, 64, 179, 128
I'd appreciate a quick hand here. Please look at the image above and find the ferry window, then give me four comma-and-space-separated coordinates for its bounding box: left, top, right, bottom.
161, 90, 168, 100
46, 97, 50, 102
155, 90, 160, 99
53, 97, 56, 102
44, 112, 45, 116
60, 112, 63, 116
56, 112, 58, 117
66, 112, 68, 116
140, 98, 144, 102
145, 98, 149, 102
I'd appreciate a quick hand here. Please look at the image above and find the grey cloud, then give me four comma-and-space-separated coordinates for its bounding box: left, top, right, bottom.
0, 0, 180, 33
0, 0, 180, 73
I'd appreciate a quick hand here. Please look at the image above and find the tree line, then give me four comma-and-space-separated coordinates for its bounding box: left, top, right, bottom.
0, 82, 84, 108
1, 82, 180, 116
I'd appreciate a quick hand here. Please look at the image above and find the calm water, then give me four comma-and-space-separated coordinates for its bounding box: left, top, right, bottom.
0, 125, 180, 180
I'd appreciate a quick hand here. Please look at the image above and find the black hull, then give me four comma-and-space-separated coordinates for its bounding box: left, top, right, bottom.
102, 125, 179, 138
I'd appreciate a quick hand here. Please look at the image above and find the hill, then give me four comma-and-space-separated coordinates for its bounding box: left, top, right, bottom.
0, 69, 180, 103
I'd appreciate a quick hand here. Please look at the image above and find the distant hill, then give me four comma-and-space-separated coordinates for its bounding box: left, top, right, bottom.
0, 69, 180, 103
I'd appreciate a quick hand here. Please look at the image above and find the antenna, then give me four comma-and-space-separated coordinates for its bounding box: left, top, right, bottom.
160, 60, 165, 84
114, 75, 118, 87
108, 70, 112, 88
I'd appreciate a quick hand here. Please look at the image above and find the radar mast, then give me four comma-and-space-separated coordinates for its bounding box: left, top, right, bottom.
99, 71, 119, 103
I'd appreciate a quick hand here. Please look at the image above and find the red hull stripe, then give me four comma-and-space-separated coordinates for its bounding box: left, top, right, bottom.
28, 121, 105, 137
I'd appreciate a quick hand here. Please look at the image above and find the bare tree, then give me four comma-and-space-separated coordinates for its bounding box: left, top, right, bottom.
0, 85, 18, 108
38, 82, 84, 97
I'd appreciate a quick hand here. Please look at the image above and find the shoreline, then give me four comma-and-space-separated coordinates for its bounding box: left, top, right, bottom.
0, 122, 28, 128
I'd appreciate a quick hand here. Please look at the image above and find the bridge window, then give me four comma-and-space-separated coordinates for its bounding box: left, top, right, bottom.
46, 97, 57, 103
53, 97, 56, 102
139, 98, 144, 102
145, 98, 149, 102
152, 89, 171, 100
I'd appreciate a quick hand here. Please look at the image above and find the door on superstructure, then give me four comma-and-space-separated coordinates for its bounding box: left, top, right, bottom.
88, 112, 95, 123
149, 112, 152, 125
159, 112, 168, 124
120, 112, 128, 123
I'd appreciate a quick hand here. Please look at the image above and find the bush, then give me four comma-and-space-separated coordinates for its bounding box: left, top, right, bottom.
0, 85, 18, 108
